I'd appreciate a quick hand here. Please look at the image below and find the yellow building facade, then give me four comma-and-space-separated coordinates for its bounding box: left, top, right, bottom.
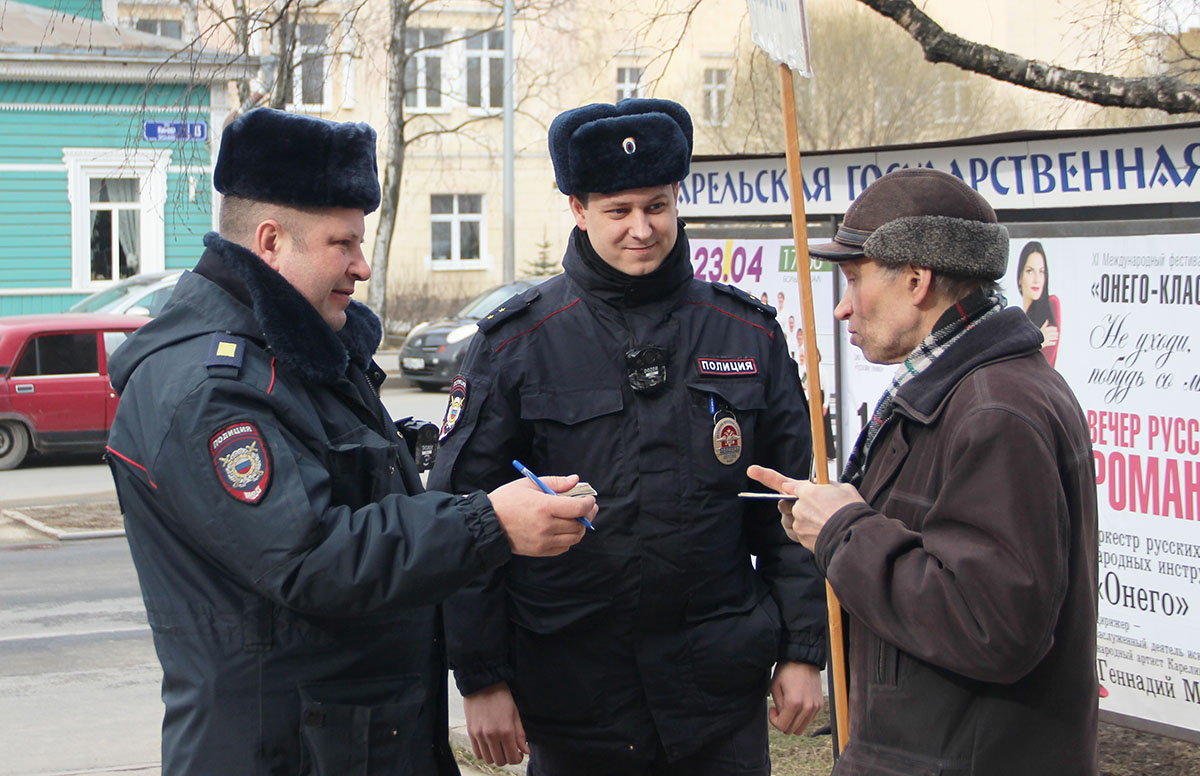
110, 0, 1178, 317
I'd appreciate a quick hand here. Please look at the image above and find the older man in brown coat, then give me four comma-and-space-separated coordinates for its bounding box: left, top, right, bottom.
752, 168, 1099, 775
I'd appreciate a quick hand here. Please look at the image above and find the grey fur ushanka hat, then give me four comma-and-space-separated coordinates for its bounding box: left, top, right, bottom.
809, 168, 1009, 280
214, 107, 381, 214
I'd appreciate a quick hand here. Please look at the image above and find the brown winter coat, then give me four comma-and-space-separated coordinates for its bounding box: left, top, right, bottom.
814, 307, 1099, 776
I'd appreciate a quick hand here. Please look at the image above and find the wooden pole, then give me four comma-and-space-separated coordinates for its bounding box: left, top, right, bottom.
779, 61, 850, 754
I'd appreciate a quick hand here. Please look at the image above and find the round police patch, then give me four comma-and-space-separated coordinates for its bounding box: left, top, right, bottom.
209, 422, 271, 504
440, 376, 469, 441
713, 413, 743, 465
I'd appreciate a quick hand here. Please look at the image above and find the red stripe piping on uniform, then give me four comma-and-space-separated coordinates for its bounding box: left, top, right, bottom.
105, 446, 158, 489
267, 357, 277, 394
494, 299, 582, 353
685, 301, 774, 338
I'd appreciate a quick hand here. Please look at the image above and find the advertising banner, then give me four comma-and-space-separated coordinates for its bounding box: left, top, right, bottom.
678, 130, 1200, 219
689, 237, 840, 477
1009, 232, 1200, 735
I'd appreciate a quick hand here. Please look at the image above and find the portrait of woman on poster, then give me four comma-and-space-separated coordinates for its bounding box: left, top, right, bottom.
1017, 240, 1061, 367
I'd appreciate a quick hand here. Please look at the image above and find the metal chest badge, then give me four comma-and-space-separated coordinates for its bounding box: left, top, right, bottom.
712, 409, 742, 465
441, 376, 469, 440
209, 422, 271, 504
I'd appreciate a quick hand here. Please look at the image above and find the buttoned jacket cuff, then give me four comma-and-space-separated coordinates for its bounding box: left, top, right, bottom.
459, 489, 511, 568
453, 659, 515, 697
781, 632, 827, 668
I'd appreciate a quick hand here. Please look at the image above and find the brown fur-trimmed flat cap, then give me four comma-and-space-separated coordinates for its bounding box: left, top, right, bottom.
809, 168, 1009, 280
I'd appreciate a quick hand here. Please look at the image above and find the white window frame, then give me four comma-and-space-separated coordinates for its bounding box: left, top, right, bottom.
134, 17, 183, 38
291, 22, 333, 112
703, 68, 730, 126
616, 66, 642, 102
932, 79, 969, 125
429, 194, 488, 271
465, 28, 504, 114
405, 28, 448, 113
340, 31, 357, 110
62, 148, 169, 290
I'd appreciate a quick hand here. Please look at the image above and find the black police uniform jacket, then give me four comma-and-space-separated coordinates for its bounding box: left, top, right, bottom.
429, 226, 826, 761
106, 233, 511, 776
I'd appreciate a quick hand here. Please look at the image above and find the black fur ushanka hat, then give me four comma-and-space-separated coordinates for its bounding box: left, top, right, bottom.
214, 108, 381, 214
549, 99, 692, 196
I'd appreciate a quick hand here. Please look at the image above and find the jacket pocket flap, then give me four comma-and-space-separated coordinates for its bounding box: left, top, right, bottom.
507, 579, 612, 634
519, 387, 623, 425
685, 379, 766, 411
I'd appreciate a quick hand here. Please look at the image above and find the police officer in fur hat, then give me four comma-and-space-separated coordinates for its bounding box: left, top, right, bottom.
106, 107, 596, 775
429, 99, 827, 775
750, 168, 1099, 774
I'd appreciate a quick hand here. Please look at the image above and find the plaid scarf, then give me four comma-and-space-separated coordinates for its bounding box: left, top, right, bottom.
841, 291, 1006, 487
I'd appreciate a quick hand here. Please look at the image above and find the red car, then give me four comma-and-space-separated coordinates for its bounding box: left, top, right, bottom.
0, 313, 150, 469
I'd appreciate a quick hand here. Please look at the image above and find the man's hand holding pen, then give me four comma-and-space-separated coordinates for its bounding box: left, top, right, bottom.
488, 473, 597, 557
747, 464, 865, 551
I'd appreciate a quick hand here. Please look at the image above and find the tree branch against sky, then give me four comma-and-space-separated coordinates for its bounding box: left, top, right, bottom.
855, 0, 1200, 114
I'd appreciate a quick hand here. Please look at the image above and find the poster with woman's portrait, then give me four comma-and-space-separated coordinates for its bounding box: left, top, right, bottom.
1003, 232, 1200, 734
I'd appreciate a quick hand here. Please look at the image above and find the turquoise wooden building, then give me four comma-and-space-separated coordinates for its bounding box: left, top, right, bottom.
0, 1, 250, 315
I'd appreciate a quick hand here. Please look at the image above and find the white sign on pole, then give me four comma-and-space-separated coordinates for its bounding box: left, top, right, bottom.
747, 0, 812, 77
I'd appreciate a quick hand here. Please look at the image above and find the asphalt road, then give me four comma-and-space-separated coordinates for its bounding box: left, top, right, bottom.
0, 385, 501, 776
0, 538, 160, 775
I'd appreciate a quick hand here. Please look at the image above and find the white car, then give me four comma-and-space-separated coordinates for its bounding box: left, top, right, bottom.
66, 271, 183, 317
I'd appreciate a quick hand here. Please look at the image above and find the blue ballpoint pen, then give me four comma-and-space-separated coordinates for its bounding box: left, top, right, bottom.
512, 459, 596, 531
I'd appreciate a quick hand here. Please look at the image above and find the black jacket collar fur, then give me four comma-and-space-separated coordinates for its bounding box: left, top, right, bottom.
192, 232, 382, 384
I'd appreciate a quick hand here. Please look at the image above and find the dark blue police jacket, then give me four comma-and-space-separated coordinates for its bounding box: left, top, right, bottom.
430, 225, 827, 761
107, 233, 510, 775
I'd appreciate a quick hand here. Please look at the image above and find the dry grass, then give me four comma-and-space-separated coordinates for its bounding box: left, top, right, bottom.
768, 714, 1200, 776
10, 499, 123, 531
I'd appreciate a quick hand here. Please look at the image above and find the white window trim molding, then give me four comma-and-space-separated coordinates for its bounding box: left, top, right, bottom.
291, 23, 334, 113
428, 193, 489, 270
703, 67, 731, 127
406, 28, 450, 114
426, 255, 493, 271
62, 147, 170, 290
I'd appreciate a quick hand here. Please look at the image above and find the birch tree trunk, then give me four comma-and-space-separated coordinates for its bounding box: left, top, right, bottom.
856, 0, 1200, 114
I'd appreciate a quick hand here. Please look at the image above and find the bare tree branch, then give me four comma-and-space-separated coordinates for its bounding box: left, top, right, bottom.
856, 0, 1200, 114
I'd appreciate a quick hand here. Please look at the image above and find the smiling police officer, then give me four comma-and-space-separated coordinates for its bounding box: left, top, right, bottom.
105, 108, 594, 776
430, 99, 827, 775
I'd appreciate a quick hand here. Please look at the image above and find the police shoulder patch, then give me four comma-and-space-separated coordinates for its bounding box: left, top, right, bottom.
712, 282, 776, 317
209, 421, 271, 504
476, 287, 541, 334
440, 376, 469, 441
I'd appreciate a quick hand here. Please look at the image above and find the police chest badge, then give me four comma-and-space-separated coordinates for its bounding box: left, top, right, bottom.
209, 422, 271, 504
440, 376, 469, 440
712, 410, 743, 465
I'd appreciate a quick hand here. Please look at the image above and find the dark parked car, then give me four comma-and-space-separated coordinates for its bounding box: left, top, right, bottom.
0, 313, 150, 469
399, 279, 549, 391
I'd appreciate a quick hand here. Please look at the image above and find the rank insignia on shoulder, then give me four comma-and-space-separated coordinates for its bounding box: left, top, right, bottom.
440, 376, 469, 441
210, 422, 271, 504
477, 288, 540, 333
207, 333, 246, 370
711, 283, 775, 317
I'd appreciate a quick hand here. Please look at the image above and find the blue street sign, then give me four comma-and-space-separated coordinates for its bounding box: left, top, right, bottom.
143, 121, 208, 142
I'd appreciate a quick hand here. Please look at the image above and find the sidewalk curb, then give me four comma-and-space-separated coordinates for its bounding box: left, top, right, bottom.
0, 507, 125, 541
